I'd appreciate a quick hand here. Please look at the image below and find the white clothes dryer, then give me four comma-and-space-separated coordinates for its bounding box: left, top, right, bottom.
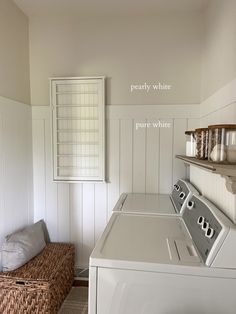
89, 194, 236, 314
113, 179, 199, 216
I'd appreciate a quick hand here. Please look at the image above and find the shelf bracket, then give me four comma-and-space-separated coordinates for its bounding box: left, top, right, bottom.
222, 176, 236, 194
176, 155, 236, 195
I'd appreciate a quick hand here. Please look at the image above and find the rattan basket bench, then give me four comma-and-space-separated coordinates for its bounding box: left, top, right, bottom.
0, 243, 75, 314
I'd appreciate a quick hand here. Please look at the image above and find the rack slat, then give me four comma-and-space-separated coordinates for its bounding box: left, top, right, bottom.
56, 118, 98, 121
56, 91, 98, 95
57, 142, 99, 145
57, 129, 99, 133
57, 154, 99, 157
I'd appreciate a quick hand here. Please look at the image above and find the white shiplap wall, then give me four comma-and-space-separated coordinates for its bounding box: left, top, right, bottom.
0, 96, 33, 270
32, 104, 199, 268
190, 78, 236, 223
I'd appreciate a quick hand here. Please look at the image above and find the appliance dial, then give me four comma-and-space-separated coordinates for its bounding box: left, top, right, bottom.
174, 184, 180, 191
187, 200, 194, 210
202, 221, 209, 231
197, 216, 204, 225
205, 227, 214, 239
179, 192, 186, 200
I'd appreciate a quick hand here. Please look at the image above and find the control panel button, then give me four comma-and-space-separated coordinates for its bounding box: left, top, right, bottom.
202, 221, 209, 231
174, 184, 180, 191
187, 200, 194, 210
205, 227, 214, 239
179, 192, 186, 200
197, 216, 204, 225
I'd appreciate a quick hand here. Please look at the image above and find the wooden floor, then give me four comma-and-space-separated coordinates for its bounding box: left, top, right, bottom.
73, 279, 88, 287
59, 287, 88, 314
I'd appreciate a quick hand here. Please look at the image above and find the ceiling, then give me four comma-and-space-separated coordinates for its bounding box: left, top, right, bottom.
14, 0, 209, 18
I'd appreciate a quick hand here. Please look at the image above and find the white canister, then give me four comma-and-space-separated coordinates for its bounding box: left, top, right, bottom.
185, 131, 196, 157
208, 124, 236, 163
227, 129, 236, 163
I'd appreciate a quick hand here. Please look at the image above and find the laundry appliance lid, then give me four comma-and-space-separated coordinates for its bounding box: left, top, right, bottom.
90, 213, 201, 270
120, 193, 176, 214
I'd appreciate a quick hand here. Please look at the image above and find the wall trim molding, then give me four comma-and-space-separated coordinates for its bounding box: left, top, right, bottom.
32, 104, 201, 121
107, 104, 200, 119
0, 95, 30, 110
32, 106, 50, 119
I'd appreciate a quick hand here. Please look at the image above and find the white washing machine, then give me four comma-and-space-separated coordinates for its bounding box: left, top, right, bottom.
113, 179, 199, 216
89, 194, 236, 314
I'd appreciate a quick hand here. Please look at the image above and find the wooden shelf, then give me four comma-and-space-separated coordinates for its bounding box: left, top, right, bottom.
176, 155, 236, 194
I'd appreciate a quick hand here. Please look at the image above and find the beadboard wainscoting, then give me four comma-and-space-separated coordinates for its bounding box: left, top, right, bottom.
32, 104, 199, 268
190, 79, 236, 223
190, 166, 236, 223
0, 96, 33, 270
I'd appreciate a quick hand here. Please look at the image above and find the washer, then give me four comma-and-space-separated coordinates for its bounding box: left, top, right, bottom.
89, 194, 236, 314
113, 179, 199, 216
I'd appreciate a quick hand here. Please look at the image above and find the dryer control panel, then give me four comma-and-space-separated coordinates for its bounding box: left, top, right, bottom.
183, 194, 236, 268
171, 179, 199, 214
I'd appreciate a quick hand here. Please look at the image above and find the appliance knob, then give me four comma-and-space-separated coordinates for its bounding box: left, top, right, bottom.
179, 192, 186, 200
202, 221, 209, 231
205, 227, 214, 239
187, 200, 195, 210
197, 216, 204, 225
174, 184, 180, 191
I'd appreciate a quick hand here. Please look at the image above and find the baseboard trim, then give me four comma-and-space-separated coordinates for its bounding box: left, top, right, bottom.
73, 279, 89, 287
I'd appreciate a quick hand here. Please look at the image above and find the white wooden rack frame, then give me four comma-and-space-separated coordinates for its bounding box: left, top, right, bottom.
50, 77, 105, 182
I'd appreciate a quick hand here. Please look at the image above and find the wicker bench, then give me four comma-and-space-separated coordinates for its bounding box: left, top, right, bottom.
0, 243, 75, 314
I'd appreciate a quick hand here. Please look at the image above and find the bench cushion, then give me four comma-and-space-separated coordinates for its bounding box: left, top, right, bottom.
1, 220, 46, 272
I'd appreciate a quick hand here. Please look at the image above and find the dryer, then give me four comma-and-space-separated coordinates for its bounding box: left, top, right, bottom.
113, 179, 199, 215
89, 194, 236, 314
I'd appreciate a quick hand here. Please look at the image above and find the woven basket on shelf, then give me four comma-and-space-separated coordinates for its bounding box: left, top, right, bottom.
0, 243, 75, 314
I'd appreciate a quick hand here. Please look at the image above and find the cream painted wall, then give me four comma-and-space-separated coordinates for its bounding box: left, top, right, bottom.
201, 0, 236, 100
0, 0, 33, 270
0, 0, 30, 104
29, 13, 203, 106
0, 96, 33, 271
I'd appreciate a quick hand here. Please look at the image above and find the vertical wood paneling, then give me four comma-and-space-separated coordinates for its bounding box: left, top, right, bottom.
133, 119, 146, 193
57, 183, 70, 242
190, 101, 236, 223
17, 114, 32, 228
82, 183, 95, 267
0, 113, 4, 252
69, 183, 83, 267
44, 119, 58, 241
190, 166, 236, 222
146, 120, 160, 193
0, 98, 33, 270
31, 90, 236, 268
159, 119, 173, 193
119, 119, 133, 193
32, 119, 46, 222
172, 119, 187, 184
32, 106, 206, 268
94, 183, 107, 242
107, 119, 120, 217
26, 111, 34, 224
